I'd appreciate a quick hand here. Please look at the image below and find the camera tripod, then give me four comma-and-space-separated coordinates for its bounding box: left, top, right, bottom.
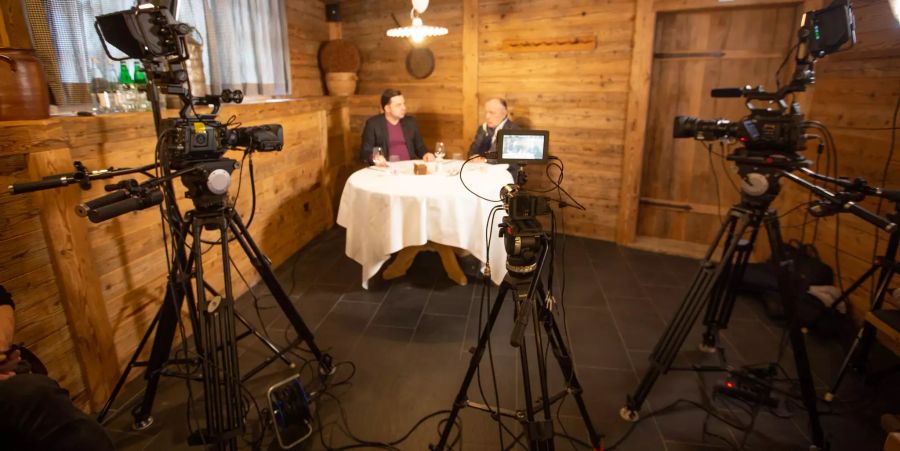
621, 162, 895, 449
90, 163, 333, 450
432, 229, 603, 451
826, 192, 900, 401
619, 164, 892, 450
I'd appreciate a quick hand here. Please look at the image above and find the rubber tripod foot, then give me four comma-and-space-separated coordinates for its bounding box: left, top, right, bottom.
619, 406, 640, 422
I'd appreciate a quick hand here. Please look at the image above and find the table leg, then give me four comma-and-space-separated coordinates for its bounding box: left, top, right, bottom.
383, 245, 425, 280
434, 243, 468, 286
382, 242, 469, 286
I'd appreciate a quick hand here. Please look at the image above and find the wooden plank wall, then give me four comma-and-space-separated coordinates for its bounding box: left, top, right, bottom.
341, 0, 466, 158
0, 152, 90, 407
779, 0, 900, 318
287, 0, 329, 98
476, 0, 635, 239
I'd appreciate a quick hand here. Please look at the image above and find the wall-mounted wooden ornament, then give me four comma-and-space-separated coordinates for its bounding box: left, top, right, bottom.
501, 34, 596, 53
406, 47, 435, 79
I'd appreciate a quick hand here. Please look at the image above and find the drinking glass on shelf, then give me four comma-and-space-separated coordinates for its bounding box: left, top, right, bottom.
435, 142, 446, 160
371, 146, 385, 166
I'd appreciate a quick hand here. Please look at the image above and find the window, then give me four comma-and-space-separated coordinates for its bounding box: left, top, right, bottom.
25, 0, 291, 109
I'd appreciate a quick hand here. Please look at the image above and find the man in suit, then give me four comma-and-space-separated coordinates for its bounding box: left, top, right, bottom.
468, 98, 521, 161
360, 89, 435, 165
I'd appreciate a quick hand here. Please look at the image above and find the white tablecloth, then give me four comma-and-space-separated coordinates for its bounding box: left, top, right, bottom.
336, 160, 514, 289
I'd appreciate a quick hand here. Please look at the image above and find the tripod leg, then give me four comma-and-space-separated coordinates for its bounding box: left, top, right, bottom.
537, 287, 603, 449
518, 331, 545, 451
431, 282, 512, 451
827, 259, 895, 400
623, 209, 755, 420
764, 212, 825, 449
701, 217, 738, 351
96, 308, 162, 423
848, 230, 900, 371
130, 232, 193, 429
227, 210, 333, 375
701, 219, 761, 352
528, 297, 556, 451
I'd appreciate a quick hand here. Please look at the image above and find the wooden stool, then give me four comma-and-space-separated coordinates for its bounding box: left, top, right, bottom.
382, 241, 468, 285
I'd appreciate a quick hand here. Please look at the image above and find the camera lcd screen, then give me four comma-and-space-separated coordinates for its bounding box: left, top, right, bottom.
496, 130, 549, 163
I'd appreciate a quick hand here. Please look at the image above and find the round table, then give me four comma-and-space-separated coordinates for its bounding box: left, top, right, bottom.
336, 160, 514, 289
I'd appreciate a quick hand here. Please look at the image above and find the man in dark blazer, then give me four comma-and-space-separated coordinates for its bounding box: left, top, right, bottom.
360, 89, 435, 165
468, 98, 521, 174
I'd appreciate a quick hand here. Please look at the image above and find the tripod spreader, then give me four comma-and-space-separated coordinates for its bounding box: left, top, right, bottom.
782, 170, 897, 232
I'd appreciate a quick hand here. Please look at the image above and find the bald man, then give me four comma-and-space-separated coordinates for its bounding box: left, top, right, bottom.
467, 98, 521, 160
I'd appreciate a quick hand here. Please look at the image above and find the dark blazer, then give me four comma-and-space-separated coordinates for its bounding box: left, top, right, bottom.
360, 114, 429, 164
467, 119, 521, 158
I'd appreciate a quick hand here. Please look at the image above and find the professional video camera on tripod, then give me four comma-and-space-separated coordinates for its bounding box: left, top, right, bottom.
620, 1, 897, 449
8, 2, 332, 450
432, 130, 603, 451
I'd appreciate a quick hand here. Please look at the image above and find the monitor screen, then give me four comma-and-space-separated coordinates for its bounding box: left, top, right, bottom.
496, 130, 549, 163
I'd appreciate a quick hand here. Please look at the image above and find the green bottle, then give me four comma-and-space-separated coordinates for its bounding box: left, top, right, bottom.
134, 66, 147, 89
118, 62, 133, 85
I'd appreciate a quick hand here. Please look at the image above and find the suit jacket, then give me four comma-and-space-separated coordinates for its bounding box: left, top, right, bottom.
360, 114, 428, 164
467, 119, 521, 158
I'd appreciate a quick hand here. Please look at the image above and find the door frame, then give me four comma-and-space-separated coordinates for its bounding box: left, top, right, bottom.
616, 0, 824, 248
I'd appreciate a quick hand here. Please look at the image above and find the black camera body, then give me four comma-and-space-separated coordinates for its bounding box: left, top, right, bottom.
671, 0, 854, 168
674, 108, 807, 155
162, 116, 285, 168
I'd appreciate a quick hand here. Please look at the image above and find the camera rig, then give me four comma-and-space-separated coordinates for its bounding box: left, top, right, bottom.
622, 2, 895, 450
9, 2, 331, 450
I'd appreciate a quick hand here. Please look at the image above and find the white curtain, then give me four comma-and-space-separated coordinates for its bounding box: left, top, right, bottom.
203, 0, 291, 96
25, 0, 290, 106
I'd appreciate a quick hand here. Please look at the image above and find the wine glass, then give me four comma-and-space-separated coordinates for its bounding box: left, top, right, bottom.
371, 146, 385, 166
435, 142, 445, 160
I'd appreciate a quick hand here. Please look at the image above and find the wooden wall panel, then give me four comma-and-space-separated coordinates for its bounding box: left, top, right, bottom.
286, 1, 329, 97
0, 155, 89, 408
779, 0, 900, 319
477, 0, 637, 240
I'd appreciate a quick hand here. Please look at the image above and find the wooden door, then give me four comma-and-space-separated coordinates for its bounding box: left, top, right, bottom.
636, 5, 800, 253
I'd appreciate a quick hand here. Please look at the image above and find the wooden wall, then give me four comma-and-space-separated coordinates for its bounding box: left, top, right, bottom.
779, 0, 900, 317
287, 0, 330, 98
0, 149, 90, 407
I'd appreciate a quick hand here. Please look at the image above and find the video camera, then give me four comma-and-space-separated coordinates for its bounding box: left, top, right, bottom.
492, 130, 555, 275
96, 3, 284, 169
84, 2, 287, 220
672, 0, 855, 164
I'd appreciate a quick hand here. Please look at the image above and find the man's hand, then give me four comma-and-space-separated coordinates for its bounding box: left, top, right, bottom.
423, 152, 436, 162
0, 305, 16, 380
0, 349, 20, 381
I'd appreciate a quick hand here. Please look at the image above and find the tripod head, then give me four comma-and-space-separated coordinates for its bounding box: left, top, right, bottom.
498, 165, 552, 277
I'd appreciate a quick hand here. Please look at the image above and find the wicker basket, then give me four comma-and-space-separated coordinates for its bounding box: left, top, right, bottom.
325, 72, 357, 96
